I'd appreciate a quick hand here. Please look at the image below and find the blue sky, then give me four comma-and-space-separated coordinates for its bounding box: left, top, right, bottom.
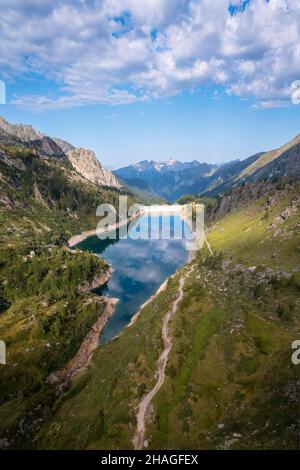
1, 0, 300, 168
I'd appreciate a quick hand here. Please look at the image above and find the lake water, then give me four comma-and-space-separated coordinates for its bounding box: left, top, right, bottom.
77, 214, 192, 343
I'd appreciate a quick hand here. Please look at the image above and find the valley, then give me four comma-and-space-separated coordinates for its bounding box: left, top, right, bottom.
76, 213, 192, 344
36, 177, 300, 450
0, 116, 299, 450
2, 0, 300, 457
115, 133, 300, 202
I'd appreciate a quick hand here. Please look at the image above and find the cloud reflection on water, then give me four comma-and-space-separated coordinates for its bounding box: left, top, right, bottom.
78, 215, 189, 343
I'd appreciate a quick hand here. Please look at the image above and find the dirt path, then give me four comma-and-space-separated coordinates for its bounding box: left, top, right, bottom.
133, 268, 192, 450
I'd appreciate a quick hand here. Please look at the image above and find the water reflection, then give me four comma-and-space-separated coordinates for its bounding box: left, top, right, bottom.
77, 215, 190, 343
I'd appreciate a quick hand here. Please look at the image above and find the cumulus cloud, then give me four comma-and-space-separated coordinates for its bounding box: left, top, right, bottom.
1, 0, 300, 110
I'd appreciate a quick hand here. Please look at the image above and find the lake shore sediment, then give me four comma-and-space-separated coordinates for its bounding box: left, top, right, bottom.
68, 211, 144, 247
46, 296, 118, 390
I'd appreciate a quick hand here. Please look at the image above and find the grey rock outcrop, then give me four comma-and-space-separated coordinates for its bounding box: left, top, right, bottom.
67, 147, 121, 188
0, 116, 42, 142
52, 137, 75, 154
0, 116, 121, 188
0, 116, 66, 159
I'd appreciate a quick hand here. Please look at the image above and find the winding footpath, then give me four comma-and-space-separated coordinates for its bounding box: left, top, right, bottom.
133, 268, 193, 450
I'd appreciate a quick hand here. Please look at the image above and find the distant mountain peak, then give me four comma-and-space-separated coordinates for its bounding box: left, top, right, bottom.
115, 134, 300, 201
131, 158, 202, 173
115, 159, 215, 201
166, 158, 178, 164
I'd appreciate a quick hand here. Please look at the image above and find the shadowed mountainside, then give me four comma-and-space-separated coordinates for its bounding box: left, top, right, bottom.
115, 133, 300, 201
0, 116, 121, 188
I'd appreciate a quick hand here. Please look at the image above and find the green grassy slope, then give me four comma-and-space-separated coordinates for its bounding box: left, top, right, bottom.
0, 145, 137, 448
36, 179, 300, 450
37, 276, 182, 449
147, 183, 300, 449
238, 134, 300, 180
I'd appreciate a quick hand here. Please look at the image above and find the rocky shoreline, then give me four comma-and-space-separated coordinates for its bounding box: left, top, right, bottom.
77, 266, 113, 294
128, 278, 170, 329
47, 263, 117, 391
47, 296, 118, 391
51, 213, 143, 390
68, 211, 144, 247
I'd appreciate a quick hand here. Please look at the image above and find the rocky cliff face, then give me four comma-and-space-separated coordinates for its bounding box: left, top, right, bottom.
67, 148, 121, 188
30, 136, 67, 159
52, 137, 74, 154
0, 116, 42, 141
0, 116, 66, 159
0, 116, 121, 188
206, 179, 298, 223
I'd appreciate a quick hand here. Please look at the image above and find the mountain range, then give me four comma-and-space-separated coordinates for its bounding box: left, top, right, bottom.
115, 133, 300, 201
0, 115, 299, 450
2, 115, 300, 204
0, 116, 120, 189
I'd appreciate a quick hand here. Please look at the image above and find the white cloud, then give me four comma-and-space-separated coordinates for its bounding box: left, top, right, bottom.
252, 100, 290, 109
1, 0, 300, 110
